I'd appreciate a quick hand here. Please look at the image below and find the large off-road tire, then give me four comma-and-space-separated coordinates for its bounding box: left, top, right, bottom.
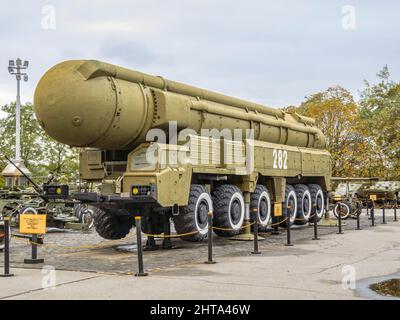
173, 185, 212, 242
93, 207, 134, 240
333, 202, 351, 220
281, 184, 298, 228
250, 185, 272, 228
294, 184, 312, 225
212, 185, 245, 237
309, 184, 325, 222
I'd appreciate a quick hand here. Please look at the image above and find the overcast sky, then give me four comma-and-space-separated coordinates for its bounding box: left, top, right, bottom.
1, 0, 399, 118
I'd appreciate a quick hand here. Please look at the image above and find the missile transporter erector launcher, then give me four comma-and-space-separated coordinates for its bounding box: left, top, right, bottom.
34, 60, 332, 241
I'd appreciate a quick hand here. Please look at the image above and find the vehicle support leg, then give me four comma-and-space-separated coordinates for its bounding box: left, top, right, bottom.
162, 215, 173, 249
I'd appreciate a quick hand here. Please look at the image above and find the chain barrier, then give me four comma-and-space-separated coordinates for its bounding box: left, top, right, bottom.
2, 187, 398, 279
7, 215, 290, 250
4, 202, 397, 277
11, 201, 394, 250
10, 234, 132, 251
143, 217, 288, 238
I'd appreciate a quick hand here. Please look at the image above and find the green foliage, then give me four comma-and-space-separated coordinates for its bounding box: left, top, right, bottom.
287, 86, 364, 177
288, 66, 400, 179
0, 102, 79, 186
358, 66, 400, 179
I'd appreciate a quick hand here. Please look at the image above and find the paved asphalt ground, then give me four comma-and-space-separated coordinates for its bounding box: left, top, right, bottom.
0, 210, 399, 300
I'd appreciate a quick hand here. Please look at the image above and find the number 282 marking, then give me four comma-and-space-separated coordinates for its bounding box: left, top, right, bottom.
273, 149, 288, 170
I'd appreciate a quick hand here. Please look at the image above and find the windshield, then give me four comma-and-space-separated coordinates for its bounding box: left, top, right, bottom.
130, 146, 158, 171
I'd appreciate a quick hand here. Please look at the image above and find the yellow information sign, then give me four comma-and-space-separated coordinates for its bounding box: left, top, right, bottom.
19, 214, 47, 235
369, 195, 377, 201
274, 203, 283, 217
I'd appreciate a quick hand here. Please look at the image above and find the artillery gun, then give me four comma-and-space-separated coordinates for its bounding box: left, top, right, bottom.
330, 177, 378, 219
34, 60, 332, 242
363, 181, 400, 205
0, 157, 94, 230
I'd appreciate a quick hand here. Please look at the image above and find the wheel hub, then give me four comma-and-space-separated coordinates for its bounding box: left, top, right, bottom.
303, 196, 310, 213
259, 199, 268, 220
317, 196, 323, 211
230, 200, 241, 224
197, 200, 208, 228
288, 197, 296, 218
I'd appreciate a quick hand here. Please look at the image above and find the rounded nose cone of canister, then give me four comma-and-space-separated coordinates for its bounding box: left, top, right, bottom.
34, 60, 116, 147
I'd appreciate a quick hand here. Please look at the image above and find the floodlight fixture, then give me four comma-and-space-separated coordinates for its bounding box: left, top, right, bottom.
8, 57, 30, 160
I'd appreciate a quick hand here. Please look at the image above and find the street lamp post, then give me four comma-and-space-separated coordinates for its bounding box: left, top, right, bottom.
8, 58, 29, 161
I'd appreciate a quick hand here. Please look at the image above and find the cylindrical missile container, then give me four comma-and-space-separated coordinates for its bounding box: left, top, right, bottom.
34, 60, 326, 150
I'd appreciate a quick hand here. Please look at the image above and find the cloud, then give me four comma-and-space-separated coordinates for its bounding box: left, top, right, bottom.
0, 0, 399, 113
99, 40, 156, 66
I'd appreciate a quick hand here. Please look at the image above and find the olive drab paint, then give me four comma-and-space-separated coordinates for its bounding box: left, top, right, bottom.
34, 59, 331, 210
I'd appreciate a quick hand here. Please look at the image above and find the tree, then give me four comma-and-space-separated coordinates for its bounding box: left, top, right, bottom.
359, 66, 400, 179
0, 102, 43, 171
0, 102, 79, 185
286, 86, 367, 177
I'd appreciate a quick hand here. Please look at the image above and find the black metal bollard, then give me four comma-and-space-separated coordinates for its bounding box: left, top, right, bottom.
1, 217, 14, 277
285, 205, 293, 247
251, 208, 261, 254
24, 234, 45, 264
271, 220, 280, 235
134, 216, 148, 277
205, 212, 216, 264
356, 210, 362, 231
337, 203, 344, 234
382, 199, 387, 224
371, 201, 376, 227
394, 198, 398, 222
324, 191, 330, 220
355, 201, 362, 230
312, 205, 320, 240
